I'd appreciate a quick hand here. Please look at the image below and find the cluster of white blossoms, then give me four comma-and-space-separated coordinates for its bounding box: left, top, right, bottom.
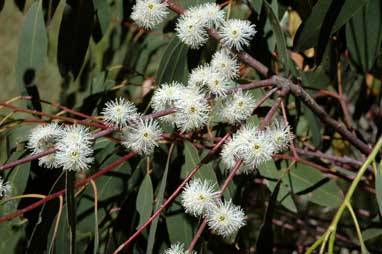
175, 3, 256, 50
28, 123, 94, 171
221, 120, 292, 174
0, 176, 12, 198
130, 1, 256, 50
55, 125, 94, 171
181, 179, 246, 238
151, 82, 209, 132
163, 243, 195, 254
152, 49, 255, 130
28, 123, 63, 168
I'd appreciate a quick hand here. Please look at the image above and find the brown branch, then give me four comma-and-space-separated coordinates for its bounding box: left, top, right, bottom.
160, 0, 372, 156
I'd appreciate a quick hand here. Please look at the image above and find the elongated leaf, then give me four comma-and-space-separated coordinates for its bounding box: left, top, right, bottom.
263, 1, 289, 73
15, 1, 47, 107
259, 161, 297, 213
362, 228, 382, 241
66, 171, 76, 254
346, 0, 382, 72
289, 164, 343, 207
57, 0, 94, 78
147, 146, 174, 254
251, 0, 263, 13
181, 141, 218, 184
136, 174, 154, 228
256, 182, 280, 253
156, 36, 189, 84
294, 0, 367, 50
376, 165, 382, 217
0, 151, 30, 253
93, 0, 111, 40
166, 201, 193, 246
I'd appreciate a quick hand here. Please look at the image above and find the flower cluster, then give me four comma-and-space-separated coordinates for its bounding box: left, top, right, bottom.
221, 120, 292, 174
28, 124, 95, 171
152, 83, 210, 132
175, 4, 256, 50
0, 176, 12, 198
55, 125, 94, 171
181, 179, 246, 237
151, 50, 254, 132
28, 123, 63, 168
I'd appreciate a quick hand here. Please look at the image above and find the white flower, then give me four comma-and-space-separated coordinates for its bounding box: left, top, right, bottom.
28, 123, 63, 168
131, 0, 169, 29
205, 71, 232, 97
241, 129, 275, 169
211, 49, 240, 80
221, 125, 274, 174
122, 118, 162, 155
101, 97, 139, 128
152, 82, 185, 125
181, 178, 219, 217
219, 90, 255, 124
206, 200, 246, 237
163, 243, 194, 254
219, 19, 257, 50
56, 125, 94, 171
220, 137, 242, 169
185, 3, 225, 28
0, 177, 12, 198
266, 120, 293, 153
176, 15, 208, 49
188, 64, 212, 88
174, 88, 209, 132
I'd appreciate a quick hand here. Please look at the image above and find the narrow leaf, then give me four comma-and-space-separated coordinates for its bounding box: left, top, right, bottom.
136, 174, 154, 228
156, 36, 189, 84
376, 165, 382, 217
263, 1, 289, 73
15, 0, 47, 109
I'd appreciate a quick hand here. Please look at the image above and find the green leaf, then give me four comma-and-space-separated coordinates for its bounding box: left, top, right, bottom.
294, 0, 367, 50
136, 174, 154, 228
251, 0, 263, 13
57, 0, 94, 78
93, 0, 111, 37
147, 147, 174, 254
263, 1, 289, 73
181, 141, 218, 184
0, 151, 30, 253
289, 164, 343, 207
156, 36, 189, 84
166, 202, 193, 246
346, 0, 382, 72
302, 104, 322, 147
15, 1, 47, 98
259, 161, 297, 213
376, 165, 382, 217
362, 228, 382, 241
66, 171, 77, 254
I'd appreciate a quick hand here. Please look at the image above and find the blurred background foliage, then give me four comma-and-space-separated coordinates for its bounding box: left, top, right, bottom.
0, 0, 381, 253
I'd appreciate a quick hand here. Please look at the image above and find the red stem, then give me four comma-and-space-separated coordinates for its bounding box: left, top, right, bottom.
112, 133, 232, 254
0, 152, 137, 223
187, 159, 244, 251
0, 102, 107, 129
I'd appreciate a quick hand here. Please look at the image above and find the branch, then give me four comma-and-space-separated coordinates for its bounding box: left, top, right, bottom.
0, 152, 137, 223
112, 132, 232, 254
